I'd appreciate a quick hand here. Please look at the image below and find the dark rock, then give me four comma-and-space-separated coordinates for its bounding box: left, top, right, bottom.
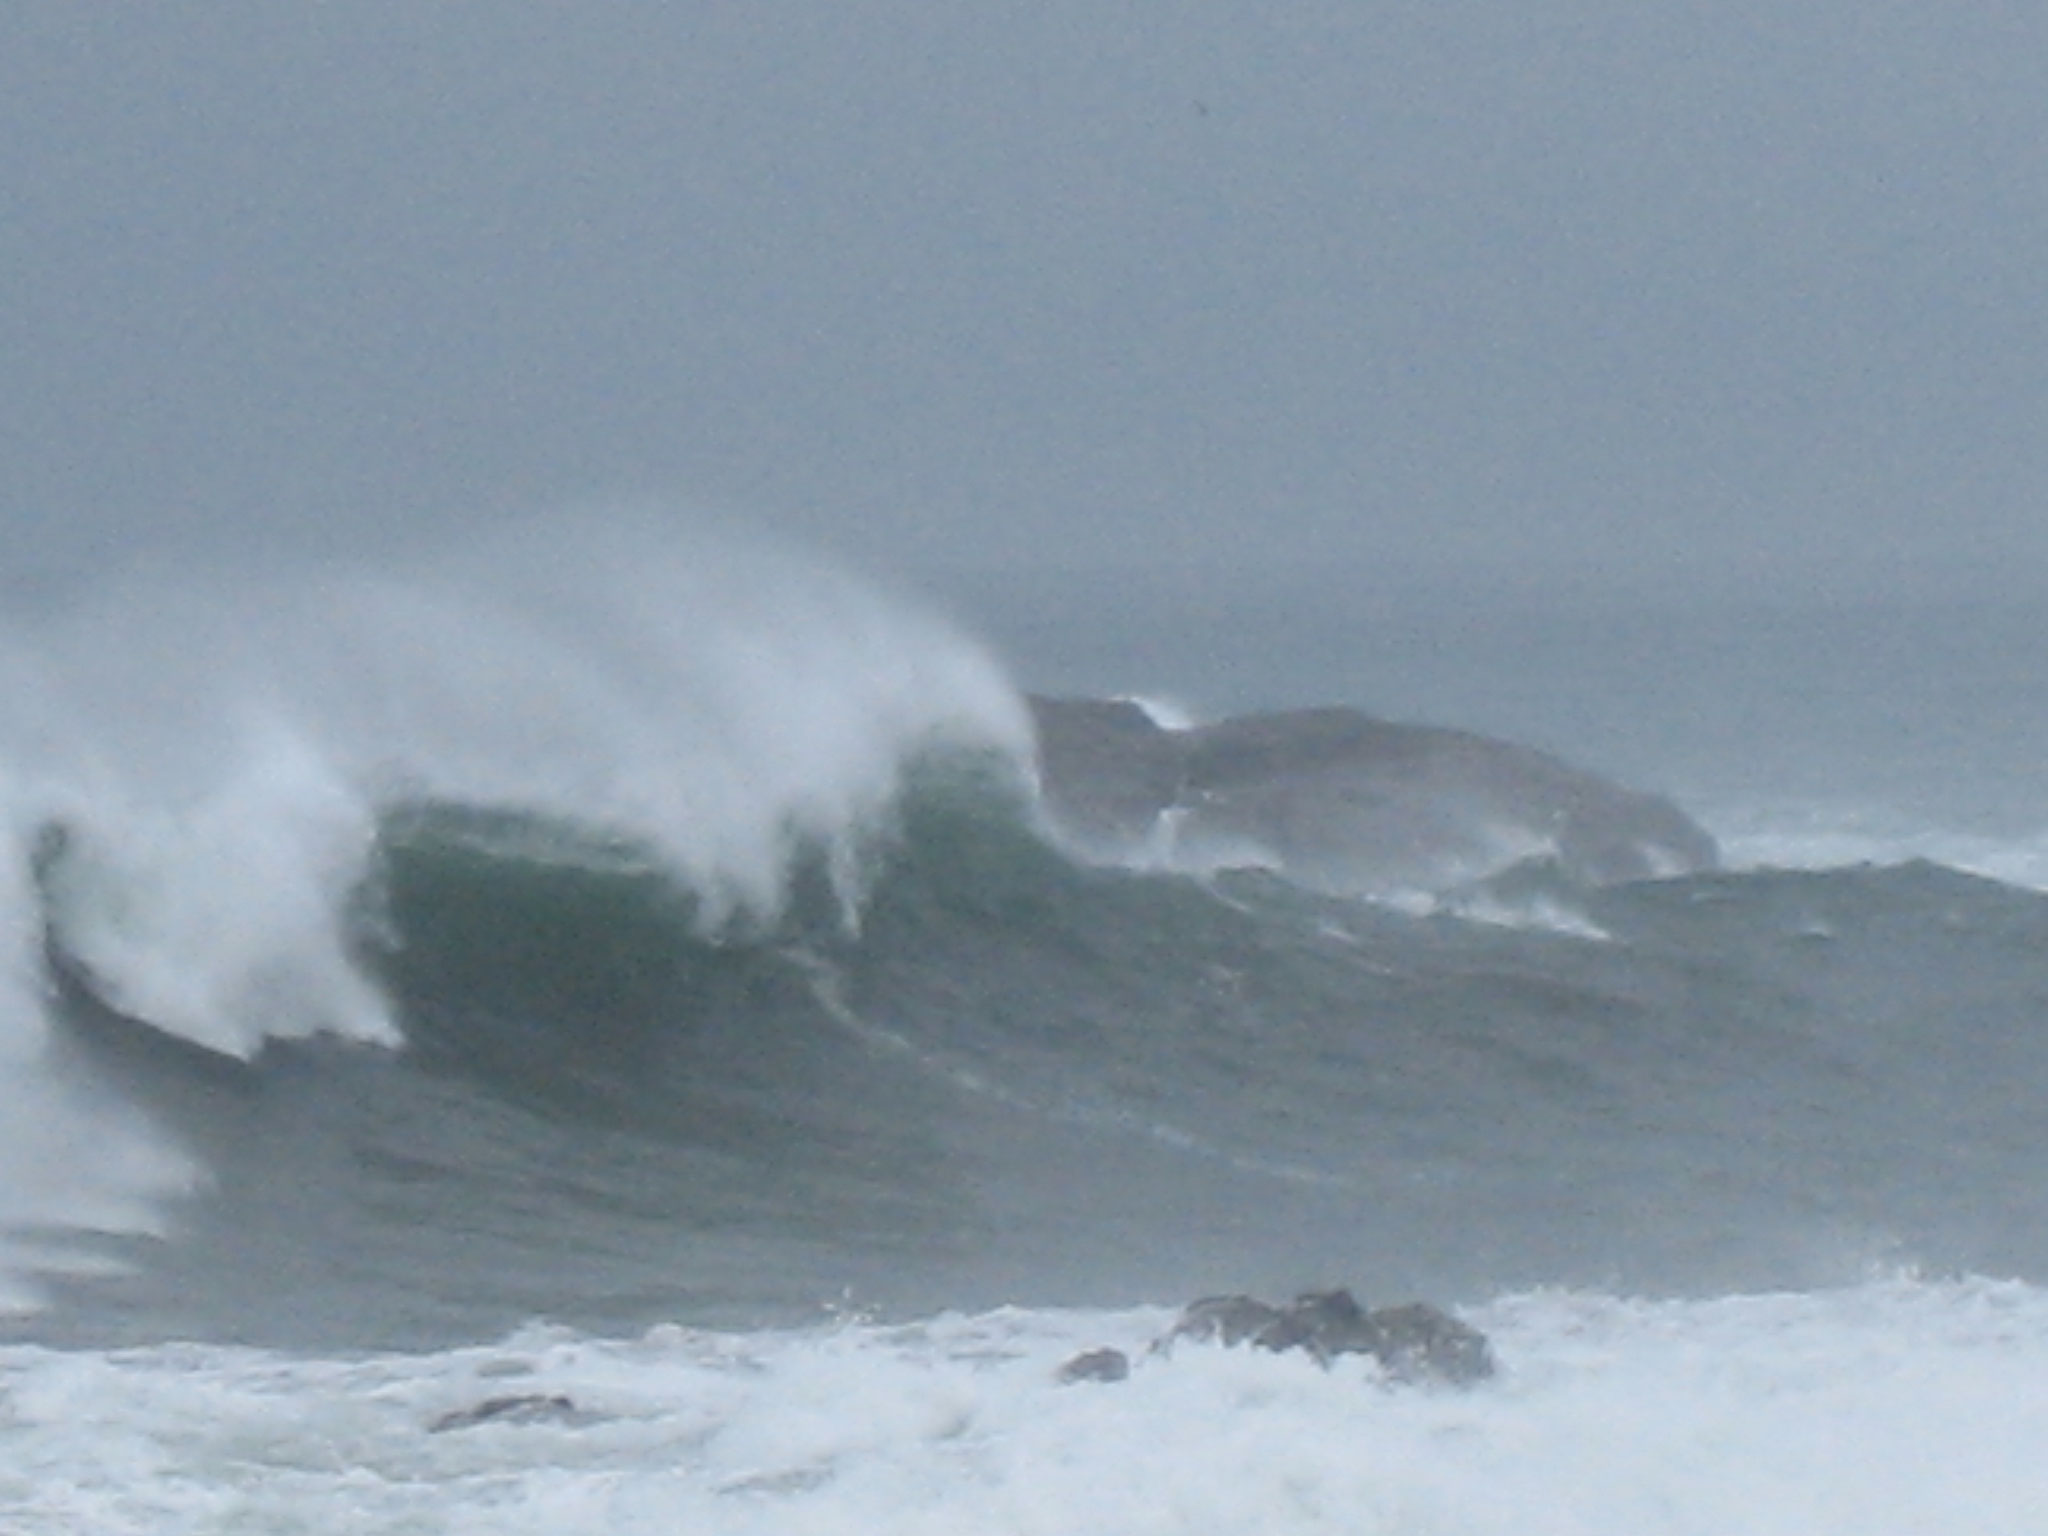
429, 1393, 583, 1433
1365, 1301, 1497, 1386
1029, 696, 1186, 848
1157, 1289, 1495, 1386
1257, 1288, 1381, 1362
1028, 694, 1717, 892
1162, 1294, 1287, 1349
1056, 1347, 1131, 1384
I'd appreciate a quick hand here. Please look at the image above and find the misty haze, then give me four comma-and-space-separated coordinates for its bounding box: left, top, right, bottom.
4, 7, 2046, 1533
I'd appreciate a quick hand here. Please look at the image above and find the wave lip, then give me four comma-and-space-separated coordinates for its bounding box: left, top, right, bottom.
1028, 695, 1718, 895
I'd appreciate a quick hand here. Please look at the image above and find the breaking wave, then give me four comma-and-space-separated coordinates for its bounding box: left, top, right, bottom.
0, 516, 1029, 1305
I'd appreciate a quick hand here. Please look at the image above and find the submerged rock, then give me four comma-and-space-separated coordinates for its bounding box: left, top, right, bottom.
1055, 1346, 1132, 1384
428, 1392, 586, 1433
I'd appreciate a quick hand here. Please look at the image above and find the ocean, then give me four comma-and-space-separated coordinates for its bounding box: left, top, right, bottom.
3, 522, 2046, 1533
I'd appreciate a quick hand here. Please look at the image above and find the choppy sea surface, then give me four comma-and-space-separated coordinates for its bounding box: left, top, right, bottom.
3, 526, 2045, 1533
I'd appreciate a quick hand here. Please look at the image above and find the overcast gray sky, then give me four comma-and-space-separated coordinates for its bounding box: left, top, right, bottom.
6, 2, 2045, 605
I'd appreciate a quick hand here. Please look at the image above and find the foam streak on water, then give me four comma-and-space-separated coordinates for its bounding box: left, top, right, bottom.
2, 1277, 2045, 1534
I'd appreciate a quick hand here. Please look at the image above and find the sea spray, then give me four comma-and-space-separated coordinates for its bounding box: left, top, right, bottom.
0, 787, 195, 1310
9, 517, 1030, 1047
0, 516, 1032, 1304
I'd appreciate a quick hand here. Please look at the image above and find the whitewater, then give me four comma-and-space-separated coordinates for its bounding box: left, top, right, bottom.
4, 1277, 2047, 1534
3, 522, 2047, 1533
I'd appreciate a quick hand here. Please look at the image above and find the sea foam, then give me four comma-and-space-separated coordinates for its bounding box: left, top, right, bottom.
3, 1276, 2045, 1534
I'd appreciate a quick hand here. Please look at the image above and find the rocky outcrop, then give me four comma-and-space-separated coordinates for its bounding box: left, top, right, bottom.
1029, 695, 1716, 893
1057, 1288, 1496, 1388
1161, 1289, 1495, 1384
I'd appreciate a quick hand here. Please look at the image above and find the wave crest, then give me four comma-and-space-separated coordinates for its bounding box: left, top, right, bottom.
0, 517, 1029, 1303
